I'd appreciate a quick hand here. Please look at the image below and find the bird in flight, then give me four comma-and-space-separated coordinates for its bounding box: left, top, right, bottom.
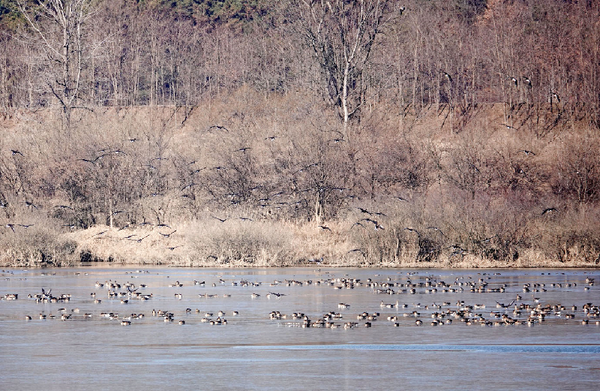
159, 230, 177, 238
404, 227, 420, 236
212, 216, 227, 223
361, 218, 385, 230
208, 125, 229, 132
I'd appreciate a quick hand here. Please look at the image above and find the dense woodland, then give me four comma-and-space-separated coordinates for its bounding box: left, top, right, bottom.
1, 0, 600, 267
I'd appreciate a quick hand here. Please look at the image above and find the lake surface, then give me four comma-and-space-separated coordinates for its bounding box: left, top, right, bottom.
1, 267, 599, 390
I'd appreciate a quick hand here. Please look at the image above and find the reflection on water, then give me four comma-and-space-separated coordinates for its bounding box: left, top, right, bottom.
1, 267, 599, 390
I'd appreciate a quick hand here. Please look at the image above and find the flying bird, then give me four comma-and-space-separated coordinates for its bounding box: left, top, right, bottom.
159, 230, 177, 238
404, 227, 420, 236
212, 216, 228, 223
362, 218, 385, 230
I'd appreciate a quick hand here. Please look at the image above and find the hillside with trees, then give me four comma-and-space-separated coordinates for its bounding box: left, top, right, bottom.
1, 0, 599, 267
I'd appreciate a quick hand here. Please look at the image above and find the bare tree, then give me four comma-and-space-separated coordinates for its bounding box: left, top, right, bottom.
16, 0, 92, 128
294, 0, 397, 134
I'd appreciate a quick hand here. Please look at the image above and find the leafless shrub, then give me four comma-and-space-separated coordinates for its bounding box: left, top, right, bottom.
551, 131, 600, 204
0, 225, 78, 267
187, 219, 297, 267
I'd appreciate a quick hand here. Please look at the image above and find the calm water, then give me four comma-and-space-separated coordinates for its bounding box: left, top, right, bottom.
1, 267, 599, 390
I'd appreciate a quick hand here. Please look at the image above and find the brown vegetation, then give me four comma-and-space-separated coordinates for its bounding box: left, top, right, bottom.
0, 0, 599, 267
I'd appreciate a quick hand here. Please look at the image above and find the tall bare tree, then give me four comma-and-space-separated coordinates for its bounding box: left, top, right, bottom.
16, 0, 92, 128
294, 0, 396, 134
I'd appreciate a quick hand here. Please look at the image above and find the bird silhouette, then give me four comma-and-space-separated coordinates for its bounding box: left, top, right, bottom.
404, 227, 420, 236
181, 183, 196, 191
212, 216, 227, 223
132, 234, 150, 243
362, 218, 384, 230
159, 230, 177, 238
79, 154, 108, 164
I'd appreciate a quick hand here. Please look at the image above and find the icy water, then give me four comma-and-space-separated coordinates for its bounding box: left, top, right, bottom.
1, 267, 599, 390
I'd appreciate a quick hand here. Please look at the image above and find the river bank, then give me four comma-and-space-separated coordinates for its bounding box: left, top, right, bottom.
1, 221, 598, 269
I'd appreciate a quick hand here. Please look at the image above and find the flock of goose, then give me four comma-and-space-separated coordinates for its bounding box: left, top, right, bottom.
1, 269, 599, 331
267, 273, 600, 329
